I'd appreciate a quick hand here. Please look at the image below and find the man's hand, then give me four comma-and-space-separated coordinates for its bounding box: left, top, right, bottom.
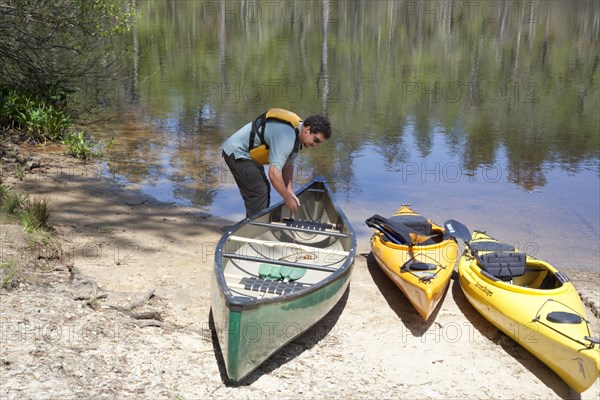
285, 194, 300, 213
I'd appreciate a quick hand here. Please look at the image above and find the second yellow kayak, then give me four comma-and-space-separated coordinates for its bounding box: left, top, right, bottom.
366, 205, 458, 320
452, 226, 600, 393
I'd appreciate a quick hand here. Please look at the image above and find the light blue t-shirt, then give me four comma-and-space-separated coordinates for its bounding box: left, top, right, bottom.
222, 120, 301, 170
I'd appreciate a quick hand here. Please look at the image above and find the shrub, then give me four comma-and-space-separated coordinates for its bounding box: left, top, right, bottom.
62, 130, 105, 160
0, 89, 72, 143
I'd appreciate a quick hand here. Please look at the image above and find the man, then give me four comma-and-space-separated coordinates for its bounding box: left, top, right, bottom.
222, 109, 331, 217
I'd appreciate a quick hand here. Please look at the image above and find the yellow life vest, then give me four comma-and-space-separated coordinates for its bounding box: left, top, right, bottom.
248, 108, 302, 165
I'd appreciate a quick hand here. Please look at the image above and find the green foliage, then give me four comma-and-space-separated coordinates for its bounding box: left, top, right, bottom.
0, 260, 17, 289
0, 185, 51, 233
88, 0, 139, 37
1, 0, 138, 86
1, 87, 112, 159
20, 196, 51, 233
1, 189, 24, 214
0, 89, 73, 143
62, 131, 113, 160
0, 184, 9, 203
12, 164, 25, 180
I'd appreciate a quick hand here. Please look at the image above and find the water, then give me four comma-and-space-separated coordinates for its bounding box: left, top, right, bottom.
85, 0, 599, 270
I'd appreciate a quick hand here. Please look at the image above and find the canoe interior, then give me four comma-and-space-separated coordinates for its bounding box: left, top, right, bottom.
218, 180, 355, 306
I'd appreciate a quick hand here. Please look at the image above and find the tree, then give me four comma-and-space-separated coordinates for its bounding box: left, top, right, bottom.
0, 0, 136, 92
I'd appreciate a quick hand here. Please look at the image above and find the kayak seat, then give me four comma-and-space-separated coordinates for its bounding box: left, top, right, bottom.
480, 251, 526, 279
240, 277, 305, 295
390, 215, 432, 236
471, 241, 515, 252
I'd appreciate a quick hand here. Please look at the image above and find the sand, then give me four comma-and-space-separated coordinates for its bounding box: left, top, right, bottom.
1, 142, 598, 399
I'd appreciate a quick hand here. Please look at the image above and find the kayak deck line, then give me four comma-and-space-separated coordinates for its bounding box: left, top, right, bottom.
532, 298, 597, 349
456, 228, 600, 393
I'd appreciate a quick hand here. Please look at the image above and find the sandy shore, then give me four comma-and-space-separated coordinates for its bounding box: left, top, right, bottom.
1, 143, 599, 399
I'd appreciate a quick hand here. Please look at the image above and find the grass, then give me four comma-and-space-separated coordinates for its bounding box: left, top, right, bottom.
13, 163, 25, 180
21, 196, 51, 232
1, 188, 24, 214
0, 184, 9, 201
0, 260, 17, 288
0, 185, 58, 290
0, 184, 51, 233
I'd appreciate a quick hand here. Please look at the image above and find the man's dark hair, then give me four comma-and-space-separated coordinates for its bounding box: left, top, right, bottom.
304, 115, 331, 139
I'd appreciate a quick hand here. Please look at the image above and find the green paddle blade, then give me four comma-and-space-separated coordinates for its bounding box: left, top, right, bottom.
259, 263, 282, 280
279, 265, 306, 282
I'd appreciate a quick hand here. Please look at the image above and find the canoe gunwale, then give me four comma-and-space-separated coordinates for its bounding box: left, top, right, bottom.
214, 177, 357, 313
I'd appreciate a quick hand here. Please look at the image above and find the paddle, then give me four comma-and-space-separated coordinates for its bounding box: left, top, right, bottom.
444, 219, 487, 267
279, 265, 306, 282
259, 263, 307, 282
443, 219, 472, 243
365, 215, 412, 245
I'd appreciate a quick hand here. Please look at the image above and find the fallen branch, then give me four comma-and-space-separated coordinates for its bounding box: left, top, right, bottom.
74, 293, 109, 301
111, 288, 156, 312
128, 310, 163, 321
125, 319, 163, 328
110, 288, 163, 327
68, 264, 108, 310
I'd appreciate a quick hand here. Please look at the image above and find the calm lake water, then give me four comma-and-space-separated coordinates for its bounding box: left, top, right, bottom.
86, 0, 599, 270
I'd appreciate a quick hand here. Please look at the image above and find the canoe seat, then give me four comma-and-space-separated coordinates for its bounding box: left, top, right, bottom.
480, 251, 526, 279
283, 218, 333, 231
240, 277, 305, 295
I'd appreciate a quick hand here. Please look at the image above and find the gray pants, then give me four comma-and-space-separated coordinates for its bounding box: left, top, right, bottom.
223, 151, 270, 217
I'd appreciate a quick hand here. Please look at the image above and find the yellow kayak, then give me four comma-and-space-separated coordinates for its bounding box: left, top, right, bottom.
366, 205, 458, 320
452, 226, 600, 393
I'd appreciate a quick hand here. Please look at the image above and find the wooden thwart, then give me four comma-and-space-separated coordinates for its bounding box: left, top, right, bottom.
229, 235, 350, 257
222, 252, 338, 272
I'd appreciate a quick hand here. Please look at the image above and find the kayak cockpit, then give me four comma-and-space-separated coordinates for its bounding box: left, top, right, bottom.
474, 254, 568, 290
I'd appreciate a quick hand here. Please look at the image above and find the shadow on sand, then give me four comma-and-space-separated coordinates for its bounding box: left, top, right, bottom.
450, 277, 583, 399
364, 251, 447, 335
